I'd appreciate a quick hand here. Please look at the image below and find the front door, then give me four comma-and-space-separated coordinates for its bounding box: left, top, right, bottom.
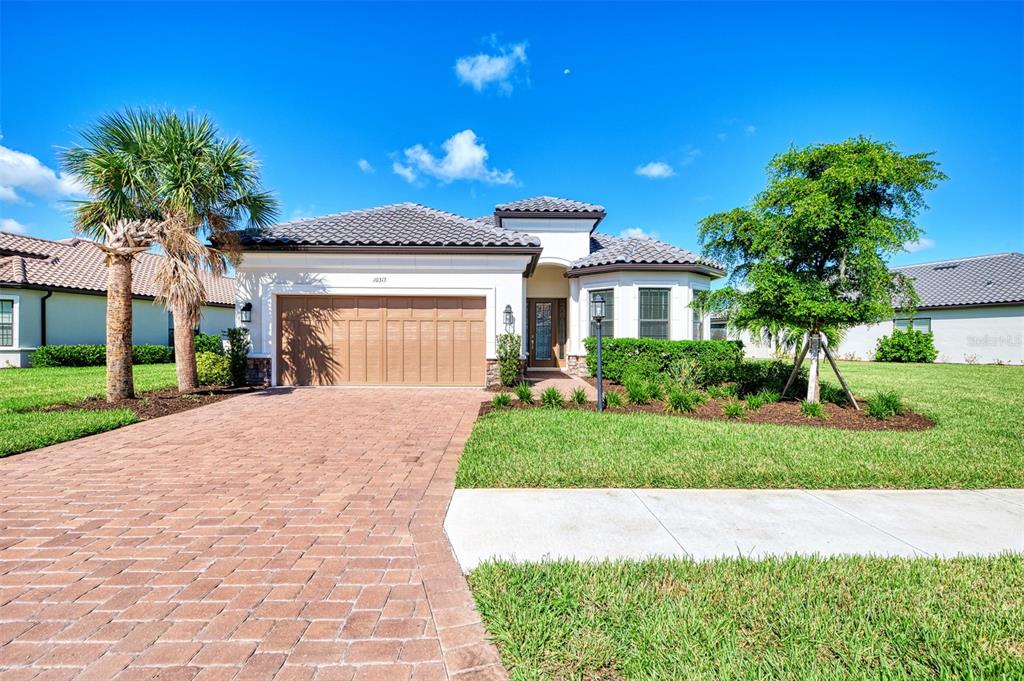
527, 298, 563, 368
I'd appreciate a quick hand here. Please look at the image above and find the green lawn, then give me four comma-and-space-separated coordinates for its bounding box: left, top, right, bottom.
457, 362, 1024, 489
469, 556, 1024, 680
0, 364, 179, 457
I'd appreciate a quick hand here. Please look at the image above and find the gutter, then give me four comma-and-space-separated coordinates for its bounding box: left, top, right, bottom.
40, 289, 52, 345
564, 262, 727, 278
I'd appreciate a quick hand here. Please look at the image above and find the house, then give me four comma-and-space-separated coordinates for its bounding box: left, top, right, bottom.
0, 231, 236, 368
235, 197, 725, 386
737, 252, 1024, 365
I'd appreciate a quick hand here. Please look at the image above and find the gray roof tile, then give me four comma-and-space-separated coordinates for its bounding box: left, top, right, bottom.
495, 196, 605, 215
568, 233, 723, 273
241, 203, 540, 249
895, 252, 1024, 308
0, 231, 235, 305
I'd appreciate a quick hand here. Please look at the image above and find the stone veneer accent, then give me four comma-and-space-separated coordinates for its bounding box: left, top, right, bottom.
245, 356, 271, 386
566, 354, 589, 377
485, 359, 501, 387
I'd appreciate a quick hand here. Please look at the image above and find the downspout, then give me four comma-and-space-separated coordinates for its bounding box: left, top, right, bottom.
40, 290, 53, 346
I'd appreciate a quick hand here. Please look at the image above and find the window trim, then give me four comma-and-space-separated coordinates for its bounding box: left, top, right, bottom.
588, 288, 615, 339
0, 295, 19, 349
638, 287, 671, 340
894, 317, 932, 333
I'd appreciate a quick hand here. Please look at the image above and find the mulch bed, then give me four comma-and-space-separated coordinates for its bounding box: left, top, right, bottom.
43, 386, 260, 420
480, 394, 933, 431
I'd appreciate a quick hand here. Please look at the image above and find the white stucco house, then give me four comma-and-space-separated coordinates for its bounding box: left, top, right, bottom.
234, 196, 725, 386
0, 231, 236, 368
734, 252, 1024, 365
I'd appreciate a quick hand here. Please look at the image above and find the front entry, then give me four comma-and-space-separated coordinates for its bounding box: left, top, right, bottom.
527, 298, 566, 368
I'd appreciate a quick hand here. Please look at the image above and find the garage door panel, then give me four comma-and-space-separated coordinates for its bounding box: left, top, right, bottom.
279, 295, 484, 386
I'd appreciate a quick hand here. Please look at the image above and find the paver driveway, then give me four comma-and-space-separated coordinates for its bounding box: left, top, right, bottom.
0, 387, 505, 681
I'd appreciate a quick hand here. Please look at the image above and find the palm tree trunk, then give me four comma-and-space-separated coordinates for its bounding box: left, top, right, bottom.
106, 254, 135, 401
172, 304, 199, 392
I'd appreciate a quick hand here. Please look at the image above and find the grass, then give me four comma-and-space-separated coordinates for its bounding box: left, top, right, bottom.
469, 556, 1024, 680
0, 364, 178, 457
457, 362, 1024, 488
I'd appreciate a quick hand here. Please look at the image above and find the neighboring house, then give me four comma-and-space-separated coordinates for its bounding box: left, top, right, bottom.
736, 252, 1024, 365
236, 197, 724, 386
0, 231, 236, 368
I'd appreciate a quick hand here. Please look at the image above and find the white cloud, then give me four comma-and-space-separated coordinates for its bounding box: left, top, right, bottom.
904, 237, 935, 253
563, 68, 571, 76
455, 41, 528, 94
716, 132, 728, 142
620, 227, 656, 240
0, 144, 87, 203
635, 161, 675, 179
679, 147, 702, 166
394, 129, 515, 185
745, 125, 757, 135
356, 158, 375, 174
0, 217, 28, 234
392, 162, 417, 184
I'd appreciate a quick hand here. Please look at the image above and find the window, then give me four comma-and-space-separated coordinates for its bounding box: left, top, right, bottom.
692, 308, 704, 340
638, 288, 670, 339
895, 318, 931, 333
710, 321, 728, 340
0, 299, 13, 347
589, 289, 614, 338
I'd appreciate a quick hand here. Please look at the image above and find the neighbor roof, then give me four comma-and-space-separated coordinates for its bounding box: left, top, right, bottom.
495, 196, 606, 216
240, 203, 541, 249
0, 231, 235, 306
894, 252, 1024, 308
567, 233, 725, 277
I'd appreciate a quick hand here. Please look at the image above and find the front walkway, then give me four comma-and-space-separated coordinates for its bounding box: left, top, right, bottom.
1, 387, 505, 680
445, 488, 1024, 571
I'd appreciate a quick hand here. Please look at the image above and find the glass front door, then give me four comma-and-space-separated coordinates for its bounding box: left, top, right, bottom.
528, 298, 563, 367
534, 302, 552, 360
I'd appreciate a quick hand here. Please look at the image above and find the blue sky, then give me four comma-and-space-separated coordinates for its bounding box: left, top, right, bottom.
1, 1, 1021, 265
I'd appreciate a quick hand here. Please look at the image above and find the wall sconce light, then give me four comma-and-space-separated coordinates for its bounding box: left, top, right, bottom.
503, 304, 514, 332
240, 302, 253, 323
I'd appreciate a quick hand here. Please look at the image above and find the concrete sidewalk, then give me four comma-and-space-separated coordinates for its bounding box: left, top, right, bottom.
444, 489, 1024, 571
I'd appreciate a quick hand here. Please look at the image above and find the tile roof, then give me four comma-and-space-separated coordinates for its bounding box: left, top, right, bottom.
240, 203, 541, 249
495, 196, 606, 215
568, 233, 724, 274
894, 252, 1024, 308
0, 231, 235, 306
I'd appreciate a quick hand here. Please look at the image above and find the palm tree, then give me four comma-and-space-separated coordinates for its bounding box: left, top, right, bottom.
144, 112, 277, 391
61, 112, 166, 401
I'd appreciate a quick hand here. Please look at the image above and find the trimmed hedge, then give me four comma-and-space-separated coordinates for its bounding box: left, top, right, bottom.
194, 333, 225, 355
583, 338, 744, 385
875, 329, 938, 363
30, 344, 174, 368
733, 359, 807, 396
196, 351, 231, 386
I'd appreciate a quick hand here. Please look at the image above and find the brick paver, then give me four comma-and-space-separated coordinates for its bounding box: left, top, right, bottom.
0, 387, 505, 680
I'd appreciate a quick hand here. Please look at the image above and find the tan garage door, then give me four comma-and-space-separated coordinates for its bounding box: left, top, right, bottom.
277, 296, 486, 386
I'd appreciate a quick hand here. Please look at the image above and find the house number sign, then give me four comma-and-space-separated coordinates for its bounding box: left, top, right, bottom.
372, 277, 387, 283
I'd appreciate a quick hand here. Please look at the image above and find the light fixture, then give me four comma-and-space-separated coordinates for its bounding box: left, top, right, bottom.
591, 294, 606, 412
503, 304, 514, 332
240, 302, 253, 323
591, 294, 605, 323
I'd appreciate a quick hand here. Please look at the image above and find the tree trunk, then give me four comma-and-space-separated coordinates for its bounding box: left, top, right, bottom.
805, 331, 821, 403
172, 303, 200, 392
106, 255, 135, 401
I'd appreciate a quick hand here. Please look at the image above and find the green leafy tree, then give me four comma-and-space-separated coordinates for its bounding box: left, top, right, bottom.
697, 137, 945, 403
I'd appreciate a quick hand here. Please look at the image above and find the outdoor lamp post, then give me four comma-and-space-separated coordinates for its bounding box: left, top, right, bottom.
503, 304, 514, 333
240, 302, 253, 324
591, 294, 605, 412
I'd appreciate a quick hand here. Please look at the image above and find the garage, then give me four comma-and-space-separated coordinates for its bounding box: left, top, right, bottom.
277, 295, 486, 386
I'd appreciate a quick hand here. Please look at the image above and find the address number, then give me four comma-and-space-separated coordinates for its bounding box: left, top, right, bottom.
372, 277, 387, 283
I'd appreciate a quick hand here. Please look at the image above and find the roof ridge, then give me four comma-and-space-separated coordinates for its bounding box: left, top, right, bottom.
893, 252, 1022, 269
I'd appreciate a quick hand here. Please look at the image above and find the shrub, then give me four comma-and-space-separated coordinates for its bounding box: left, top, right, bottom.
196, 351, 231, 386
604, 390, 624, 409
514, 381, 534, 404
624, 379, 651, 405
570, 387, 588, 405
496, 333, 522, 386
667, 356, 702, 392
875, 329, 938, 363
819, 381, 848, 406
540, 387, 566, 409
491, 392, 512, 409
745, 389, 780, 411
194, 333, 224, 355
225, 327, 251, 387
707, 384, 738, 399
733, 359, 806, 396
721, 399, 745, 419
866, 390, 906, 420
800, 400, 827, 419
30, 344, 174, 367
666, 388, 706, 413
583, 338, 743, 386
